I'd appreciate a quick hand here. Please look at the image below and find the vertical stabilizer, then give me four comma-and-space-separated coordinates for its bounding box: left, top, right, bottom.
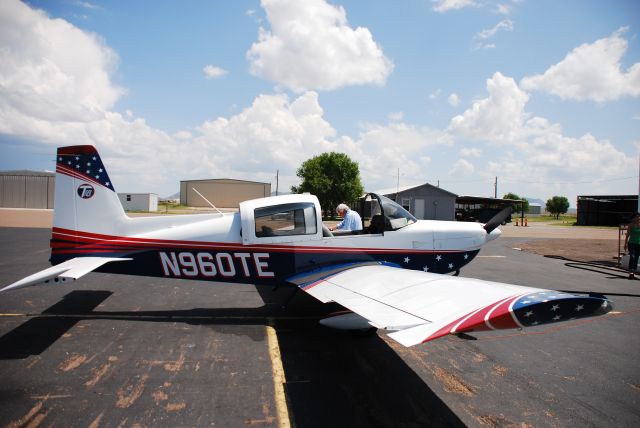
53, 145, 127, 235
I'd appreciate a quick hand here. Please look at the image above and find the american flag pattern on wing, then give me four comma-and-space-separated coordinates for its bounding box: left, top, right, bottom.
419, 291, 612, 343
511, 291, 611, 327
56, 145, 114, 191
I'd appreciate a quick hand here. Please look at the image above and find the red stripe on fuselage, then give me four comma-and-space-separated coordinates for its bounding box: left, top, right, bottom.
50, 227, 469, 255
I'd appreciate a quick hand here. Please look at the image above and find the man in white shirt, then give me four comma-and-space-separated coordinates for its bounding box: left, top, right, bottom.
330, 203, 363, 232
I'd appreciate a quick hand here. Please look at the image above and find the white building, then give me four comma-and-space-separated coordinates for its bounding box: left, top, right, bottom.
118, 193, 158, 212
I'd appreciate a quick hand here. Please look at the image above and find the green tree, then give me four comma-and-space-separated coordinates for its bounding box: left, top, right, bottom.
291, 152, 364, 217
503, 192, 529, 213
546, 196, 570, 219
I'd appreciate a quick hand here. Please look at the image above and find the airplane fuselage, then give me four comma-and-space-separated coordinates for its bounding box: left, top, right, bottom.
49, 214, 486, 287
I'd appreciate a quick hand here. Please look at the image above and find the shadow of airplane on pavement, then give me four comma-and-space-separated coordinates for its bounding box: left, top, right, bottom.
0, 289, 465, 427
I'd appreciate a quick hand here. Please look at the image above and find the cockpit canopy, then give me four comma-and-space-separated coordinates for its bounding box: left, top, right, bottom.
239, 192, 417, 245
361, 193, 417, 232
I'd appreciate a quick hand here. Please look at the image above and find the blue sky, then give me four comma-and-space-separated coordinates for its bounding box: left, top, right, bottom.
1, 0, 639, 206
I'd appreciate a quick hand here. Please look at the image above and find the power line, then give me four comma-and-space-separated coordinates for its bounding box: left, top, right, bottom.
424, 175, 638, 186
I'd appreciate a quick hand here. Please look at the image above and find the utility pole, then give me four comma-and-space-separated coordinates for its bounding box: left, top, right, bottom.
276, 170, 279, 196
494, 176, 498, 198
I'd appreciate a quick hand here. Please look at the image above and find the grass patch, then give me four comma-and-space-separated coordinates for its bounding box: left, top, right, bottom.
513, 214, 618, 229
159, 202, 190, 210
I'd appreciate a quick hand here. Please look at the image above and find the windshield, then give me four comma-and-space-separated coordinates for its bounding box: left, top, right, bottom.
377, 194, 417, 230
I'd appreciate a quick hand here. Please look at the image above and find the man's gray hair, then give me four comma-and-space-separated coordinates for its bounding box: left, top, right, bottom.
336, 203, 349, 212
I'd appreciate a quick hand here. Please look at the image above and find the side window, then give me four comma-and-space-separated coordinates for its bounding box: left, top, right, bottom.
254, 203, 317, 237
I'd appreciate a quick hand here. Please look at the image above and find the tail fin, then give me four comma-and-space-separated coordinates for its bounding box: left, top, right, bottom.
53, 145, 127, 235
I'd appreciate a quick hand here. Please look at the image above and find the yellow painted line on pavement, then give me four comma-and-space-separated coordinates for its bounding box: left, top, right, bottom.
266, 319, 291, 428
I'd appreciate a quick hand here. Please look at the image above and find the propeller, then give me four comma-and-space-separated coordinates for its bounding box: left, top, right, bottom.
483, 206, 512, 234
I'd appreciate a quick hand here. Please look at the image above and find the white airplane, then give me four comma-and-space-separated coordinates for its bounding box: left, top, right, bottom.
2, 145, 612, 346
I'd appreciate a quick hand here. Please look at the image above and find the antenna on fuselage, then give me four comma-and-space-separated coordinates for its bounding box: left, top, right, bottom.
192, 187, 224, 215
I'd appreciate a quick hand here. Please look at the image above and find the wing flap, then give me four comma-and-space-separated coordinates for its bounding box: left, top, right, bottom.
1, 257, 132, 292
388, 320, 458, 347
304, 278, 429, 329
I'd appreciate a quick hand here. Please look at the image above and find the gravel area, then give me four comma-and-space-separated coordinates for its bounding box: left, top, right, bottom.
500, 222, 623, 264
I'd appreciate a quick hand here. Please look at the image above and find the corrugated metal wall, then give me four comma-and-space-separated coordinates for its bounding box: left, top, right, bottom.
181, 179, 271, 208
0, 173, 55, 209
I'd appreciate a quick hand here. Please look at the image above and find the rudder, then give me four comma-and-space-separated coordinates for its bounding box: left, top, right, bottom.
53, 145, 127, 236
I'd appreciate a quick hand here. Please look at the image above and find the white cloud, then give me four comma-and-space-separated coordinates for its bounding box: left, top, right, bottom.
246, 0, 394, 92
345, 122, 452, 189
432, 0, 476, 13
194, 92, 337, 176
173, 130, 192, 140
449, 159, 474, 175
459, 147, 482, 157
0, 0, 124, 125
1, 0, 634, 204
449, 72, 532, 144
448, 93, 461, 107
495, 3, 511, 15
72, 1, 101, 10
473, 19, 513, 49
449, 72, 635, 196
429, 89, 441, 100
203, 65, 228, 79
388, 111, 404, 121
521, 27, 640, 102
476, 19, 513, 40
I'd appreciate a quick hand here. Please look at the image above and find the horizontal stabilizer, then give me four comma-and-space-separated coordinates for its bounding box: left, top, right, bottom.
1, 257, 131, 292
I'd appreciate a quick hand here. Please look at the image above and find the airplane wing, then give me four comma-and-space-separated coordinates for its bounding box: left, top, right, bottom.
1, 257, 132, 293
290, 263, 612, 347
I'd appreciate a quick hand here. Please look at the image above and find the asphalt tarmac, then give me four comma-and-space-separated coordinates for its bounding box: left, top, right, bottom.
0, 228, 638, 427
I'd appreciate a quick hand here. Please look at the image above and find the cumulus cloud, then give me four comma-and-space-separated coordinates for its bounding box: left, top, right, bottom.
449, 159, 475, 175
459, 147, 482, 157
448, 93, 461, 107
0, 1, 334, 192
0, 0, 124, 125
246, 0, 394, 92
193, 92, 338, 176
449, 72, 533, 144
449, 72, 635, 194
344, 122, 452, 188
432, 0, 476, 13
2, 0, 633, 203
203, 65, 228, 79
521, 27, 640, 102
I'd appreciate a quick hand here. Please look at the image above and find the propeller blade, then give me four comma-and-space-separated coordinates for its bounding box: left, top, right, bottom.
484, 206, 512, 233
